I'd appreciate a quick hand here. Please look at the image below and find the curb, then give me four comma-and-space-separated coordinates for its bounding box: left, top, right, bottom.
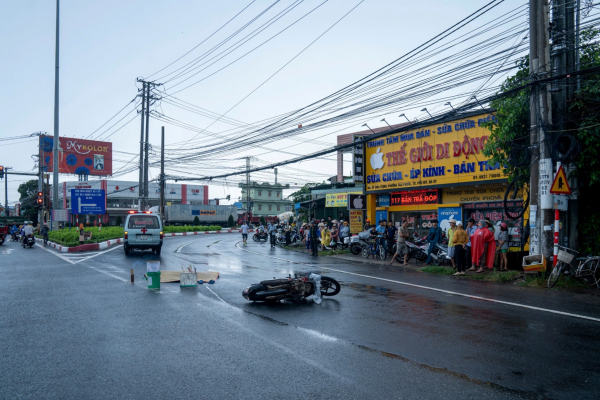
36, 229, 255, 253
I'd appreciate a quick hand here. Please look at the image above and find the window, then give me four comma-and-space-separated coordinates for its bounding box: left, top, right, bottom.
268, 191, 272, 197
277, 206, 280, 211
285, 206, 292, 212
258, 205, 262, 211
258, 190, 262, 196
128, 215, 159, 229
268, 205, 272, 211
277, 192, 280, 197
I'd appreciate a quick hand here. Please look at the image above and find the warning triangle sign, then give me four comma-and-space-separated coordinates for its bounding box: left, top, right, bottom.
550, 165, 571, 195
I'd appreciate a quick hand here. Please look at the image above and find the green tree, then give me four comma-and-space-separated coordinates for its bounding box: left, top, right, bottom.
482, 57, 530, 181
287, 182, 322, 222
227, 215, 235, 227
17, 179, 40, 223
289, 215, 294, 224
193, 216, 200, 226
260, 216, 265, 225
115, 216, 123, 227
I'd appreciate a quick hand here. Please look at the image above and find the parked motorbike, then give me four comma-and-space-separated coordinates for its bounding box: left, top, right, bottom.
392, 240, 427, 262
11, 232, 20, 242
242, 273, 340, 302
420, 242, 451, 265
350, 230, 371, 255
252, 231, 269, 242
22, 234, 35, 249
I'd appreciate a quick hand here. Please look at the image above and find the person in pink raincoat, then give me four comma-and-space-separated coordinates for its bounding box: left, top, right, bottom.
469, 220, 497, 273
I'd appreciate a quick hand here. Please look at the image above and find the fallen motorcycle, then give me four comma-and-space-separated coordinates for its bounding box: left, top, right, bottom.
243, 273, 340, 302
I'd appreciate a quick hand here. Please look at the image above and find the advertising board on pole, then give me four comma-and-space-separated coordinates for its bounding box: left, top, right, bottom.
51, 209, 70, 222
71, 189, 106, 215
353, 136, 364, 183
349, 210, 363, 234
42, 135, 113, 176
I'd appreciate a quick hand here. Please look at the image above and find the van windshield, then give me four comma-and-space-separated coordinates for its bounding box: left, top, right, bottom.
128, 215, 159, 229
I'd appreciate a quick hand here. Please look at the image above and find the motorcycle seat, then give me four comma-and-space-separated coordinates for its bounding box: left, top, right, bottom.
261, 279, 290, 287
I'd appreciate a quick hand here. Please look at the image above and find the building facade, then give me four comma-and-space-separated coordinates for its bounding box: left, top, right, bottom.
239, 182, 293, 216
363, 110, 526, 252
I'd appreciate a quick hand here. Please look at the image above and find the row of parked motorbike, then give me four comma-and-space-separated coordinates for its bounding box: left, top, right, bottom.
349, 230, 452, 265
252, 228, 451, 265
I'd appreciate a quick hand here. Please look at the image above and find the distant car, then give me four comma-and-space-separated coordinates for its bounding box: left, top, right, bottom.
124, 211, 163, 256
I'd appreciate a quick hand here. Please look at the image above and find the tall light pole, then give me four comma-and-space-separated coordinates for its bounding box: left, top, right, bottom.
421, 108, 433, 119
380, 118, 393, 129
52, 0, 60, 228
398, 113, 411, 123
444, 101, 455, 111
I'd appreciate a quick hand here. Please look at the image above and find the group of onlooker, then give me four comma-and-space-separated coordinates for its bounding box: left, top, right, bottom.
298, 217, 351, 256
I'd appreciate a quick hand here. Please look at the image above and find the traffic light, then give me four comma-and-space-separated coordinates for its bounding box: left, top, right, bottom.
37, 191, 43, 208
0, 166, 4, 179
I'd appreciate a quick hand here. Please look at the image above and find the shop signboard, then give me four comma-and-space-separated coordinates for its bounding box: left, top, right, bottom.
442, 186, 511, 203
349, 210, 363, 234
353, 136, 364, 183
347, 194, 366, 210
391, 189, 439, 206
377, 194, 390, 207
364, 113, 506, 192
42, 135, 113, 176
376, 210, 388, 225
438, 207, 462, 233
326, 192, 361, 207
464, 201, 525, 251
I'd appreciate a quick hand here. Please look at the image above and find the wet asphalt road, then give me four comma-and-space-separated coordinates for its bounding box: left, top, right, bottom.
1, 234, 600, 399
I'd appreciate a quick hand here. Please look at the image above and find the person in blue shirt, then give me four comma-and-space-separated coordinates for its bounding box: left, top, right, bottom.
376, 220, 387, 252
268, 222, 277, 248
10, 223, 19, 235
425, 219, 442, 265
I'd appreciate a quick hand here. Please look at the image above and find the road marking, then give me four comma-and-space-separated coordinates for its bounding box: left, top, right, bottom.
36, 243, 123, 264
36, 244, 77, 264
235, 242, 600, 323
175, 241, 195, 253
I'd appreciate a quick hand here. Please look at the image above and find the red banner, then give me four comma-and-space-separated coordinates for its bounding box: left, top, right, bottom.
42, 136, 112, 176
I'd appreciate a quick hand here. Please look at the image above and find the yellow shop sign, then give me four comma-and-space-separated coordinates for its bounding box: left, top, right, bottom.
326, 192, 361, 207
364, 113, 507, 192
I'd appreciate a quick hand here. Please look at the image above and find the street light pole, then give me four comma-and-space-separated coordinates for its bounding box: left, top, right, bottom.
52, 0, 60, 229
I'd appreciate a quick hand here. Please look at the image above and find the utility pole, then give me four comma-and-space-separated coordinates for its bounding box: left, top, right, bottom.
246, 157, 250, 223
52, 0, 60, 230
4, 167, 8, 225
143, 82, 151, 210
160, 126, 165, 225
38, 135, 43, 225
137, 80, 146, 211
529, 0, 553, 259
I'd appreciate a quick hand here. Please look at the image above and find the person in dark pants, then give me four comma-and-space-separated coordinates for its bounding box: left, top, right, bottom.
425, 220, 442, 265
269, 223, 277, 248
284, 224, 291, 246
309, 221, 319, 256
452, 222, 469, 275
465, 218, 476, 269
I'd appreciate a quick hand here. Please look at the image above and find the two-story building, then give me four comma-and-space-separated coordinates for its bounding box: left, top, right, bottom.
239, 182, 293, 217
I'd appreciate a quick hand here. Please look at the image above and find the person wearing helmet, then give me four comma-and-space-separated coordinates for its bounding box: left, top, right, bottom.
40, 222, 50, 246
364, 219, 371, 231
22, 221, 34, 245
498, 222, 509, 271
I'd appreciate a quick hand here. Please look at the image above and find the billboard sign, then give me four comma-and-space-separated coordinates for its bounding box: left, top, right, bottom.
51, 209, 70, 222
347, 194, 366, 210
364, 113, 507, 192
71, 189, 106, 215
353, 135, 364, 183
42, 136, 112, 176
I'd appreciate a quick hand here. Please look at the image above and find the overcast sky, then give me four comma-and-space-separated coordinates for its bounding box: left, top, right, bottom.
0, 0, 523, 207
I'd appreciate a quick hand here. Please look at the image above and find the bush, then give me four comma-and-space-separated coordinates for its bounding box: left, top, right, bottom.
46, 226, 124, 247
193, 216, 200, 225
163, 225, 223, 233
115, 216, 123, 227
227, 215, 235, 227
260, 216, 265, 225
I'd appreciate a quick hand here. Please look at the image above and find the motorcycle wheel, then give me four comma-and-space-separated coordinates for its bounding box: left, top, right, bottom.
361, 246, 370, 259
246, 285, 288, 301
350, 243, 362, 255
320, 276, 341, 296
253, 235, 259, 242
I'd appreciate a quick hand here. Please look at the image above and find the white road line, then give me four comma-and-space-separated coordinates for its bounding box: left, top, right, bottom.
175, 241, 196, 253
36, 244, 77, 264
235, 242, 600, 323
75, 244, 123, 263
88, 266, 128, 282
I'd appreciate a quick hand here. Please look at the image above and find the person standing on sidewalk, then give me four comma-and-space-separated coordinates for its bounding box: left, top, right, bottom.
309, 221, 320, 256
498, 223, 509, 271
447, 219, 457, 269
452, 222, 469, 275
241, 221, 249, 245
386, 221, 397, 255
425, 220, 442, 265
390, 221, 410, 265
465, 218, 477, 269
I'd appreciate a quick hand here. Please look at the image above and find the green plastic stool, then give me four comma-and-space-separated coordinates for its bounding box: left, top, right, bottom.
147, 271, 161, 290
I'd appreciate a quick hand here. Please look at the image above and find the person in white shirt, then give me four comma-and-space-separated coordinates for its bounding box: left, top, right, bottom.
241, 221, 249, 245
22, 222, 34, 245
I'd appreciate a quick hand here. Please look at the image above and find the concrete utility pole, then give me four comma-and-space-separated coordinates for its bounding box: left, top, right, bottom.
529, 0, 553, 259
38, 136, 43, 225
4, 168, 8, 225
52, 0, 60, 229
138, 80, 146, 211
143, 83, 151, 209
160, 126, 165, 225
246, 157, 250, 223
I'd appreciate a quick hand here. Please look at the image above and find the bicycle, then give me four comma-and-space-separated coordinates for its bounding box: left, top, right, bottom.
547, 245, 600, 288
362, 235, 386, 260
